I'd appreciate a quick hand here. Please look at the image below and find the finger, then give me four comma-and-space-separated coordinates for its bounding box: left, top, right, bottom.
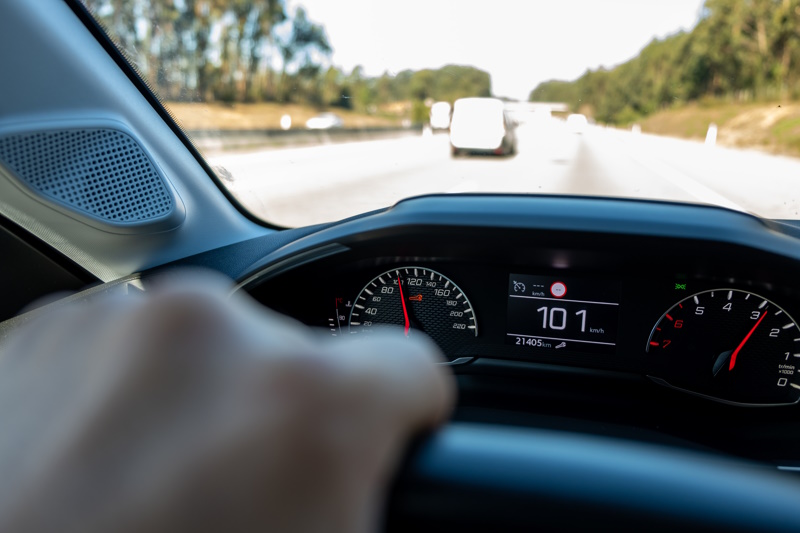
144, 269, 319, 357
323, 332, 456, 431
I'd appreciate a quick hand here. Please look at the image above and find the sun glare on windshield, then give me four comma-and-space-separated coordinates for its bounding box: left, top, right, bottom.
84, 0, 800, 225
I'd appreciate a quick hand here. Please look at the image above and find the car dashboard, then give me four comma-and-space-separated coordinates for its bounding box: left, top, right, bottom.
232, 195, 800, 468
7, 193, 800, 473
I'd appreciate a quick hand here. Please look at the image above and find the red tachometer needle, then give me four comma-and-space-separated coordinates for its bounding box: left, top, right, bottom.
397, 276, 410, 336
729, 310, 767, 371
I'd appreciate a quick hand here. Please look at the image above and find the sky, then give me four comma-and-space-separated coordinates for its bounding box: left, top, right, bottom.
286, 0, 706, 100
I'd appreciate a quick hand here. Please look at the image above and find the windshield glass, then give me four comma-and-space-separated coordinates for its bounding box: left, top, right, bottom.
81, 0, 800, 226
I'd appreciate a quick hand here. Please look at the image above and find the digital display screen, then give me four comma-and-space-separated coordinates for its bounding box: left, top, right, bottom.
507, 274, 620, 355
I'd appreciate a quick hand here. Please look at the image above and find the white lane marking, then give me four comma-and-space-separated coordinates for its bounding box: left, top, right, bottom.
621, 138, 748, 213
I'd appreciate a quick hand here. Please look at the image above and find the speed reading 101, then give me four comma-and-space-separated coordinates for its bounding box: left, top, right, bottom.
647, 289, 800, 405
506, 274, 621, 355
348, 267, 477, 360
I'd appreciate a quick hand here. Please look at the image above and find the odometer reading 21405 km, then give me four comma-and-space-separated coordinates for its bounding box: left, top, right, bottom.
647, 289, 800, 405
506, 274, 620, 355
348, 267, 477, 361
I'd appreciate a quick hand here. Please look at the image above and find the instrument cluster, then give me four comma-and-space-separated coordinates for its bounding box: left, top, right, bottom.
247, 252, 800, 407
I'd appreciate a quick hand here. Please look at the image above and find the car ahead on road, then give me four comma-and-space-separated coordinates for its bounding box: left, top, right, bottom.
566, 112, 589, 134
305, 112, 344, 130
5, 1, 800, 532
449, 97, 517, 156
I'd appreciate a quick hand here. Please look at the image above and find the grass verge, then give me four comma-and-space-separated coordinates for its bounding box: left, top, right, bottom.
637, 101, 800, 157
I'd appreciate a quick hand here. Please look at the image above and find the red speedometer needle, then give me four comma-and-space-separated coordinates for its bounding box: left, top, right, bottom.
729, 310, 767, 371
397, 276, 410, 336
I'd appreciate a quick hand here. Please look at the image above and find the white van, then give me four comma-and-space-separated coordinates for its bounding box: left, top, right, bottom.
449, 97, 517, 156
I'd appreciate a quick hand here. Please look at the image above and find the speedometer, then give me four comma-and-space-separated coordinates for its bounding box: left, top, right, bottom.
647, 289, 800, 405
348, 267, 477, 360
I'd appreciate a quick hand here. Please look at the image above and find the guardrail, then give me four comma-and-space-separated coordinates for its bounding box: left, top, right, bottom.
187, 126, 419, 152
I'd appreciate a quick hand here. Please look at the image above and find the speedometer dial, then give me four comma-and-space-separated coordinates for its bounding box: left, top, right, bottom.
647, 289, 800, 405
348, 267, 477, 360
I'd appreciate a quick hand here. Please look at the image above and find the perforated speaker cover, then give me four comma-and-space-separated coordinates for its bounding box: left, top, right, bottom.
0, 127, 182, 231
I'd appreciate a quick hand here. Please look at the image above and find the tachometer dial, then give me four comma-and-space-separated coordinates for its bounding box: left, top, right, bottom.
348, 267, 477, 360
647, 289, 800, 405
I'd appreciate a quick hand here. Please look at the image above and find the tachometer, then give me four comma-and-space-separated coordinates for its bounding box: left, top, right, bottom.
647, 289, 800, 405
348, 267, 477, 360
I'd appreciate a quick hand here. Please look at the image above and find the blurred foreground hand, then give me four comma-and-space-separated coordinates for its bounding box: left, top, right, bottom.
0, 272, 454, 533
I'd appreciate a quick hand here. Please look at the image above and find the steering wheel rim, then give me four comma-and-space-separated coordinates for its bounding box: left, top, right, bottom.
386, 423, 800, 532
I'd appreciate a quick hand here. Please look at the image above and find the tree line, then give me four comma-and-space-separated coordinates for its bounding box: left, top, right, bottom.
83, 0, 491, 115
530, 0, 800, 124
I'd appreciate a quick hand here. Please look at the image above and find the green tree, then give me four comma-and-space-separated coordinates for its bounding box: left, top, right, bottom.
278, 6, 332, 102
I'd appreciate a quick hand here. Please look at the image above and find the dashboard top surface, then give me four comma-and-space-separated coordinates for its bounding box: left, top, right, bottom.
236, 194, 800, 283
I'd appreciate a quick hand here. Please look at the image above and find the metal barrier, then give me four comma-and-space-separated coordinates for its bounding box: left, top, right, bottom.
187, 126, 418, 152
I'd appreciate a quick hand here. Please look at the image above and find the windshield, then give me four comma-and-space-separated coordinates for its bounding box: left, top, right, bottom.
81, 0, 800, 226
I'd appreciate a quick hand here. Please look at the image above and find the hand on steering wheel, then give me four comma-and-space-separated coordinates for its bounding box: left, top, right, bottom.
0, 271, 454, 533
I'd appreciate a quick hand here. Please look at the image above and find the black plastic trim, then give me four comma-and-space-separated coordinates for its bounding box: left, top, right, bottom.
0, 212, 96, 285
236, 243, 350, 292
647, 376, 800, 408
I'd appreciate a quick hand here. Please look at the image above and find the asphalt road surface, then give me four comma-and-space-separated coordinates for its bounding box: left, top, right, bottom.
210, 120, 800, 227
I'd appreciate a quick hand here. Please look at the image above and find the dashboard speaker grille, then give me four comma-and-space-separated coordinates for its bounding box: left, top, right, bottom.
0, 128, 173, 223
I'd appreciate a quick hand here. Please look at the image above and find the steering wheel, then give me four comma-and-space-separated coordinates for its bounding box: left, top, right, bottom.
386, 423, 800, 532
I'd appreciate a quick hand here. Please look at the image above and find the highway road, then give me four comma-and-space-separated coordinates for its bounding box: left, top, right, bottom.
210, 120, 800, 227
